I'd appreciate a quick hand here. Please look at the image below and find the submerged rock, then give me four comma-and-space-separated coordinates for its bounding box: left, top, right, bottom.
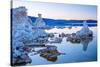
33, 45, 64, 62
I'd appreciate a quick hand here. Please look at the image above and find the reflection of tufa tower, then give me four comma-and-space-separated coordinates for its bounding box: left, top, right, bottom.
34, 13, 46, 27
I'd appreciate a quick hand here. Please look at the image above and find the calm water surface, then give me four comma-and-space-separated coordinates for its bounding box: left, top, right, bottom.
28, 27, 97, 65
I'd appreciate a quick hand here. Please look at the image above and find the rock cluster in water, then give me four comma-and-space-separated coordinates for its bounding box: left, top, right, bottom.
67, 21, 93, 51
11, 7, 48, 66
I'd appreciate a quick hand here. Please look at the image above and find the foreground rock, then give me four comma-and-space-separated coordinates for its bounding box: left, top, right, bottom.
33, 45, 65, 62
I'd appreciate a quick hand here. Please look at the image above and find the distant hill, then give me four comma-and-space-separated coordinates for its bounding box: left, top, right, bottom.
28, 16, 97, 26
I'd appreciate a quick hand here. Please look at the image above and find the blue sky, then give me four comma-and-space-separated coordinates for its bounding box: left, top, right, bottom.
13, 0, 97, 20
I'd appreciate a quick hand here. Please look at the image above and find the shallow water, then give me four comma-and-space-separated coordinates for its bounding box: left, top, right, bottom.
28, 27, 97, 65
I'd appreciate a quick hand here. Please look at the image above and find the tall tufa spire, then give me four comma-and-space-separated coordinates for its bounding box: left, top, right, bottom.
38, 13, 42, 18
34, 13, 46, 27
83, 20, 88, 27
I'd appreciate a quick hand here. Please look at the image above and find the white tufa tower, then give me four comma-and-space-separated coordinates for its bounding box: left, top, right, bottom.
34, 13, 46, 27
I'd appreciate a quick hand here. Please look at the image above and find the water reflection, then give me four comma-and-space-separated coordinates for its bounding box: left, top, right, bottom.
81, 37, 93, 51
67, 33, 93, 51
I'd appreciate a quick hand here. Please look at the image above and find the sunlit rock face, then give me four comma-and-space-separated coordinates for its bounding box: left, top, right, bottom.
76, 21, 93, 37
12, 6, 34, 45
12, 7, 34, 66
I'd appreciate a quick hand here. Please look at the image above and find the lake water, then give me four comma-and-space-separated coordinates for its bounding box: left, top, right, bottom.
28, 27, 97, 65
